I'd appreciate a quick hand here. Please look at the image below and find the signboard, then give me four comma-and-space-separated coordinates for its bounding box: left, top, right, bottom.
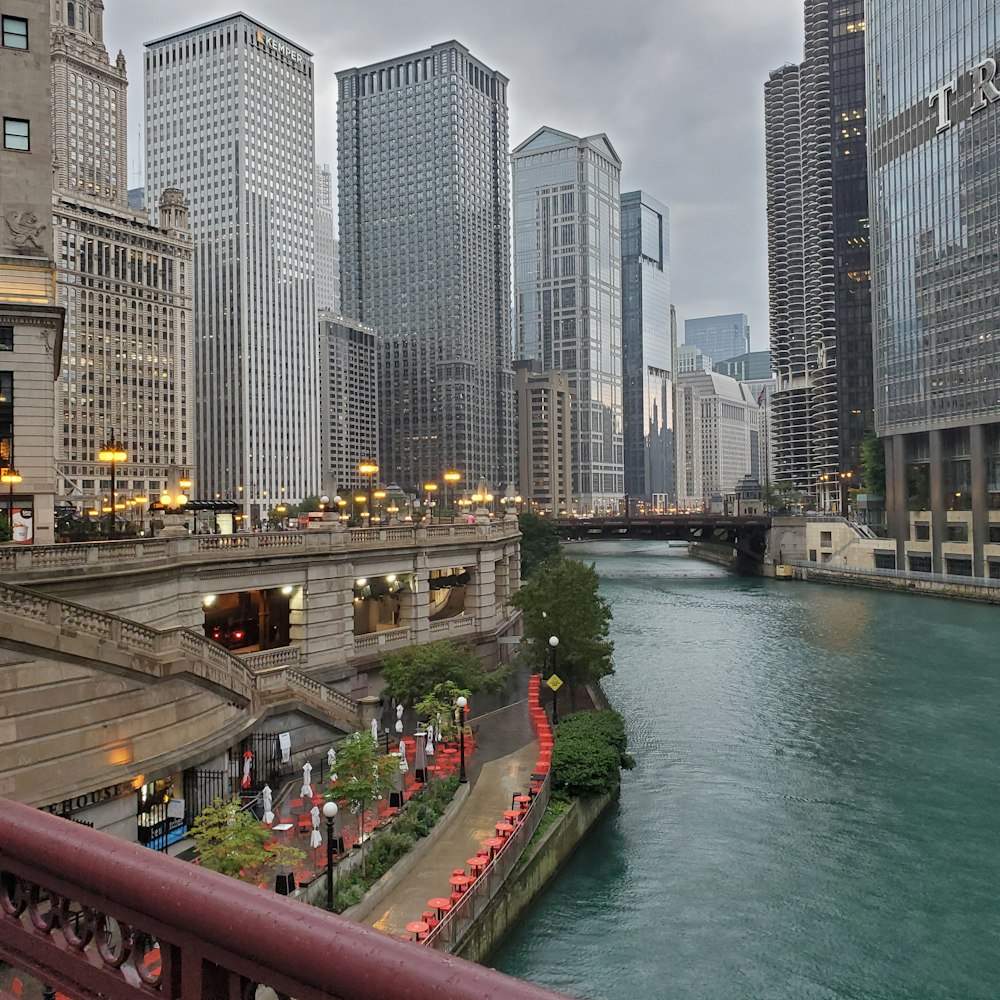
279, 731, 292, 763
12, 505, 32, 544
255, 28, 305, 67
546, 674, 564, 692
929, 56, 1000, 132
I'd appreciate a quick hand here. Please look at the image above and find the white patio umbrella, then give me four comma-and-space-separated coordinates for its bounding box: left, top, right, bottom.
435, 713, 444, 743
327, 747, 337, 769
301, 761, 313, 799
309, 805, 322, 849
397, 743, 409, 773
261, 784, 275, 826
370, 718, 379, 741
425, 731, 435, 756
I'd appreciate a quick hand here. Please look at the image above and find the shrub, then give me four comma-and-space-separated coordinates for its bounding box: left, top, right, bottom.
551, 709, 634, 798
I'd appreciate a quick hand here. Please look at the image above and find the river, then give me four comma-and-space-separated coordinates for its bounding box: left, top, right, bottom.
493, 542, 1000, 999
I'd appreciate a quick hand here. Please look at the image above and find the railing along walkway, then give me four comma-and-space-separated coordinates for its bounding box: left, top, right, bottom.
0, 799, 568, 1000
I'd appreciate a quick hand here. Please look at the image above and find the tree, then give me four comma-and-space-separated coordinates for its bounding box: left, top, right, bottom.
762, 479, 805, 514
190, 797, 304, 883
414, 680, 472, 740
860, 428, 886, 495
325, 732, 399, 874
517, 511, 560, 579
379, 639, 508, 706
509, 556, 614, 706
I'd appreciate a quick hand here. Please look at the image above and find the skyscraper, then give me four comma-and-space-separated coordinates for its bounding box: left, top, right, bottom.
337, 41, 513, 495
867, 0, 1000, 577
513, 127, 623, 514
620, 190, 674, 509
315, 163, 339, 312
52, 0, 193, 512
766, 0, 873, 509
683, 314, 750, 366
1, 0, 65, 545
145, 15, 318, 520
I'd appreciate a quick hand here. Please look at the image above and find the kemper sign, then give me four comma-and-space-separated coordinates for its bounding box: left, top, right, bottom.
929, 56, 1000, 132
256, 28, 304, 66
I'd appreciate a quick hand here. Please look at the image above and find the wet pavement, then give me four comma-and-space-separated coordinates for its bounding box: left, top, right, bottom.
365, 700, 538, 937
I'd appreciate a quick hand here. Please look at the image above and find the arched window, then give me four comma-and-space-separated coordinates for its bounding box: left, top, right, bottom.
67, 1, 74, 27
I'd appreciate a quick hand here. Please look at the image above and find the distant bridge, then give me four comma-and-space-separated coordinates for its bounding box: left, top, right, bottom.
550, 514, 771, 566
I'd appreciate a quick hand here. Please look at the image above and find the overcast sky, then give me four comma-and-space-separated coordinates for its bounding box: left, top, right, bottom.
105, 0, 805, 350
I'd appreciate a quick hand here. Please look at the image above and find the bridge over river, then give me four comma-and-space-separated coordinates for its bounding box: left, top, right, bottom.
550, 514, 771, 568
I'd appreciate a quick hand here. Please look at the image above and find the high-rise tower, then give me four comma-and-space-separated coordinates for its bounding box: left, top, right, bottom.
337, 41, 513, 495
145, 14, 318, 520
512, 127, 623, 514
52, 0, 193, 513
765, 1, 872, 509
620, 190, 674, 509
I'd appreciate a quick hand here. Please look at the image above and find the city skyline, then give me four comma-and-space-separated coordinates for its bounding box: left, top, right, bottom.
102, 0, 804, 349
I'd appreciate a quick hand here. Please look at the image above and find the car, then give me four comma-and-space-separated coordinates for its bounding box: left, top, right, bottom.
207, 621, 259, 649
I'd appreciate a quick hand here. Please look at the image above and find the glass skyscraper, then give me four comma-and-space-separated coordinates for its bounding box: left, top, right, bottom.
620, 190, 674, 508
868, 0, 1000, 577
144, 15, 319, 522
512, 127, 623, 514
683, 314, 750, 366
337, 41, 513, 496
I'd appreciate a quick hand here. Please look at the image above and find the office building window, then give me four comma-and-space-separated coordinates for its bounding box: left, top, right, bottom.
1, 15, 27, 48
3, 118, 29, 151
0, 326, 11, 351
0, 370, 12, 465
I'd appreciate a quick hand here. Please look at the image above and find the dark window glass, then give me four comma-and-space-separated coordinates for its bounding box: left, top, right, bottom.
945, 557, 972, 578
0, 326, 11, 351
908, 554, 931, 573
874, 551, 896, 569
0, 371, 12, 465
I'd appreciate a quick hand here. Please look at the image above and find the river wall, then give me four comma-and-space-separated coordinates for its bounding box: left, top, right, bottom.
787, 563, 1000, 604
454, 786, 619, 965
688, 542, 739, 570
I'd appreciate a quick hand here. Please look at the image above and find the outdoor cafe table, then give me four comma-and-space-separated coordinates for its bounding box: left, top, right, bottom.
405, 920, 429, 941
482, 836, 504, 859
503, 809, 522, 823
466, 856, 488, 877
449, 874, 473, 894
515, 794, 532, 811
427, 897, 453, 921
495, 821, 515, 839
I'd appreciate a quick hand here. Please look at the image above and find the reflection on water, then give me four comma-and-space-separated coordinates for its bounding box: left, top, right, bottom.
494, 543, 1000, 1000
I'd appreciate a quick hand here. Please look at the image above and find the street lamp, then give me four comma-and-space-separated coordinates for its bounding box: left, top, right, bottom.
838, 470, 854, 517
353, 494, 367, 522
373, 489, 386, 523
358, 459, 378, 518
1, 467, 22, 536
423, 482, 438, 523
443, 470, 461, 516
456, 695, 468, 784
322, 800, 339, 910
98, 434, 127, 539
548, 635, 560, 725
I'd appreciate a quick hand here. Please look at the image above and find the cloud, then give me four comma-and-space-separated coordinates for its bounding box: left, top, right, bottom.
104, 0, 804, 349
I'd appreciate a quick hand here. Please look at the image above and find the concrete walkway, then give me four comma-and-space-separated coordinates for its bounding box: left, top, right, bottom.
365, 701, 538, 937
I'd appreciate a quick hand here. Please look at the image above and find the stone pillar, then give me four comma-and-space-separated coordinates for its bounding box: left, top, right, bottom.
465, 550, 498, 632
358, 695, 380, 735
288, 585, 306, 648
508, 548, 521, 594
929, 429, 945, 574
398, 572, 429, 645
885, 434, 908, 570
970, 422, 988, 579
495, 548, 509, 606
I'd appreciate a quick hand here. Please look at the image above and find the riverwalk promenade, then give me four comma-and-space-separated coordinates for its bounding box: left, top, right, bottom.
365, 701, 540, 938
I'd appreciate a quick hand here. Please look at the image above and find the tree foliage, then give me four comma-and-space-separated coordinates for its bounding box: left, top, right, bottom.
190, 797, 304, 882
860, 428, 886, 496
551, 709, 634, 798
509, 556, 614, 695
379, 639, 508, 705
762, 480, 806, 514
517, 511, 561, 579
414, 680, 471, 740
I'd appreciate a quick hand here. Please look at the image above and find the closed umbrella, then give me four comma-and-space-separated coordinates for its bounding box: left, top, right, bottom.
395, 703, 404, 734
310, 805, 322, 849
426, 731, 435, 756
261, 784, 275, 826
301, 762, 313, 799
370, 718, 379, 741
397, 742, 409, 773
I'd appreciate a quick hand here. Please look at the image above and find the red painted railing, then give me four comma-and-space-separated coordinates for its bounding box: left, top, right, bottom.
0, 799, 570, 1000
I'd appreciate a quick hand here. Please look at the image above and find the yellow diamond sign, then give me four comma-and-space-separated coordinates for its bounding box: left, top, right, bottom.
546, 674, 563, 692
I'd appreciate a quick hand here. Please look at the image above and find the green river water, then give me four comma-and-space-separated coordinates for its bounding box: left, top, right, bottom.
493, 542, 1000, 1000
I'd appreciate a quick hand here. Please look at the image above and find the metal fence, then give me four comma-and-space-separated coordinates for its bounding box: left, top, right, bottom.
424, 771, 551, 952
182, 768, 229, 826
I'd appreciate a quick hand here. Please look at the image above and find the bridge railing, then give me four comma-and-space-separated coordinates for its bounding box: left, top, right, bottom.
0, 798, 568, 1000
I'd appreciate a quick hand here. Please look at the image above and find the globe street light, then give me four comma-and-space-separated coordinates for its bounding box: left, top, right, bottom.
456, 695, 468, 784
548, 635, 560, 725
98, 434, 127, 539
322, 800, 339, 910
358, 460, 378, 520
443, 469, 461, 517
423, 482, 438, 523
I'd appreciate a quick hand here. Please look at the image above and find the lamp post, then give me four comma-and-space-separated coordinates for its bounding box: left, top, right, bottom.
548, 635, 560, 725
322, 800, 338, 910
838, 470, 853, 518
1, 467, 22, 537
456, 695, 468, 784
358, 460, 378, 520
443, 469, 461, 518
373, 489, 386, 523
423, 482, 438, 523
98, 434, 127, 539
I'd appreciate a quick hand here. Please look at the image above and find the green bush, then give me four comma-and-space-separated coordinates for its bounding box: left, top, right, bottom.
551, 709, 634, 798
